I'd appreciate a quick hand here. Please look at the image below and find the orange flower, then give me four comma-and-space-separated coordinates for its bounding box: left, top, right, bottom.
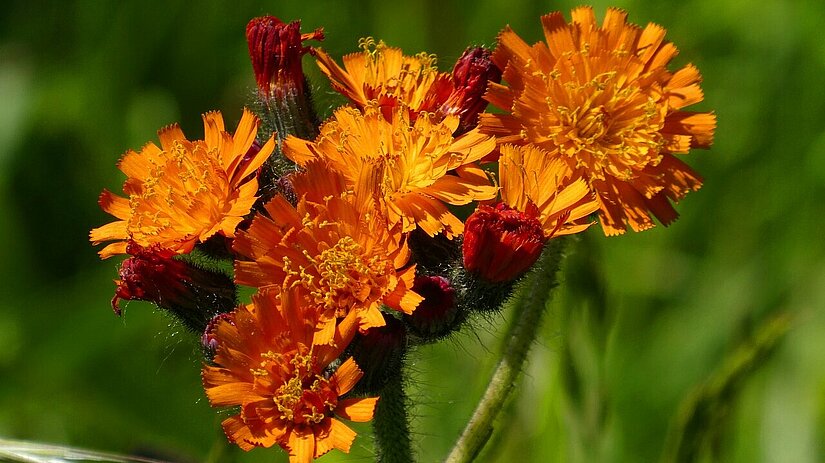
314, 39, 501, 132
233, 161, 422, 343
202, 289, 378, 463
90, 109, 275, 257
481, 7, 716, 235
498, 144, 599, 238
284, 106, 497, 238
314, 38, 442, 115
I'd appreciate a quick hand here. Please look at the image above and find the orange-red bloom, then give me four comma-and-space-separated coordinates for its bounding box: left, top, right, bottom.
202, 289, 377, 463
314, 38, 441, 116
233, 161, 422, 343
481, 7, 716, 235
284, 106, 497, 238
90, 109, 275, 258
314, 39, 500, 131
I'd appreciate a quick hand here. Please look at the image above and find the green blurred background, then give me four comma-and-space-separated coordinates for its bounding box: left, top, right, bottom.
1, 0, 824, 462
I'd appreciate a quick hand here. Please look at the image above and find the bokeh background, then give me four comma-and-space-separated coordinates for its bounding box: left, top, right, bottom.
1, 0, 824, 462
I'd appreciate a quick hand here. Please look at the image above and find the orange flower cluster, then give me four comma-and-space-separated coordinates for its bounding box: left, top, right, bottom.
90, 7, 713, 463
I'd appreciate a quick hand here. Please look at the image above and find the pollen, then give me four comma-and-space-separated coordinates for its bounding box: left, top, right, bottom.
286, 236, 391, 315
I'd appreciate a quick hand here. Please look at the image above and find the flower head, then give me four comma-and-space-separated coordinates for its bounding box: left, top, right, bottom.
314, 38, 442, 117
481, 7, 716, 235
90, 109, 275, 258
246, 16, 324, 99
202, 289, 377, 463
233, 161, 422, 343
284, 106, 497, 238
314, 40, 501, 132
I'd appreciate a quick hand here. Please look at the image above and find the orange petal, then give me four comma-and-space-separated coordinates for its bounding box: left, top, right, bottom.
157, 123, 186, 151
201, 111, 226, 151
542, 12, 576, 59
330, 357, 364, 396
97, 241, 128, 259
98, 190, 131, 220
313, 318, 336, 347
89, 221, 128, 246
287, 429, 315, 463
222, 415, 277, 451
478, 114, 524, 144
357, 306, 387, 332
494, 26, 533, 69
329, 419, 357, 453
204, 379, 258, 407
231, 108, 260, 163
335, 397, 379, 423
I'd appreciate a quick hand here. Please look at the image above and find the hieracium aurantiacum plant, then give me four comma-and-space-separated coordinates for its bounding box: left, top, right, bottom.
86, 6, 715, 463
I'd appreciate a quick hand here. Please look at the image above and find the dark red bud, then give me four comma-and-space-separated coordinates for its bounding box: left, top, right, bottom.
112, 243, 185, 315
404, 275, 459, 338
112, 242, 236, 333
246, 16, 324, 98
462, 203, 546, 283
442, 46, 502, 135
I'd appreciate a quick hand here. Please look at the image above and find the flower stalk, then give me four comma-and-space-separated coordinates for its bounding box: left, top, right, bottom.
372, 370, 414, 463
445, 238, 567, 463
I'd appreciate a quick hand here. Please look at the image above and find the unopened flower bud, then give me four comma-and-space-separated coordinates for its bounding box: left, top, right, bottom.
350, 313, 407, 394
112, 242, 236, 333
246, 16, 324, 99
246, 16, 324, 177
404, 275, 460, 340
463, 203, 546, 283
442, 46, 501, 135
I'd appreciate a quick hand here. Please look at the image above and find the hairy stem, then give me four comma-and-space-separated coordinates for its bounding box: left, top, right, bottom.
373, 369, 414, 463
445, 238, 567, 463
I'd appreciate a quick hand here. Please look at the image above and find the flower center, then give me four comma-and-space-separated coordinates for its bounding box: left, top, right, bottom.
253, 349, 338, 425
286, 236, 391, 315
540, 68, 667, 181
553, 104, 609, 149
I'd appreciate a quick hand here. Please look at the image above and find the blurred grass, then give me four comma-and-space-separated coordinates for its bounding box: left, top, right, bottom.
1, 0, 824, 462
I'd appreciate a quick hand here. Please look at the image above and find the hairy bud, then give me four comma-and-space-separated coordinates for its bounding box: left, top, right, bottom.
463, 203, 546, 283
112, 242, 236, 333
442, 46, 501, 135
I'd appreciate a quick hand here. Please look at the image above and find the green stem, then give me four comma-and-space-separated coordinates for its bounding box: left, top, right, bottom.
373, 369, 414, 463
445, 238, 567, 463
